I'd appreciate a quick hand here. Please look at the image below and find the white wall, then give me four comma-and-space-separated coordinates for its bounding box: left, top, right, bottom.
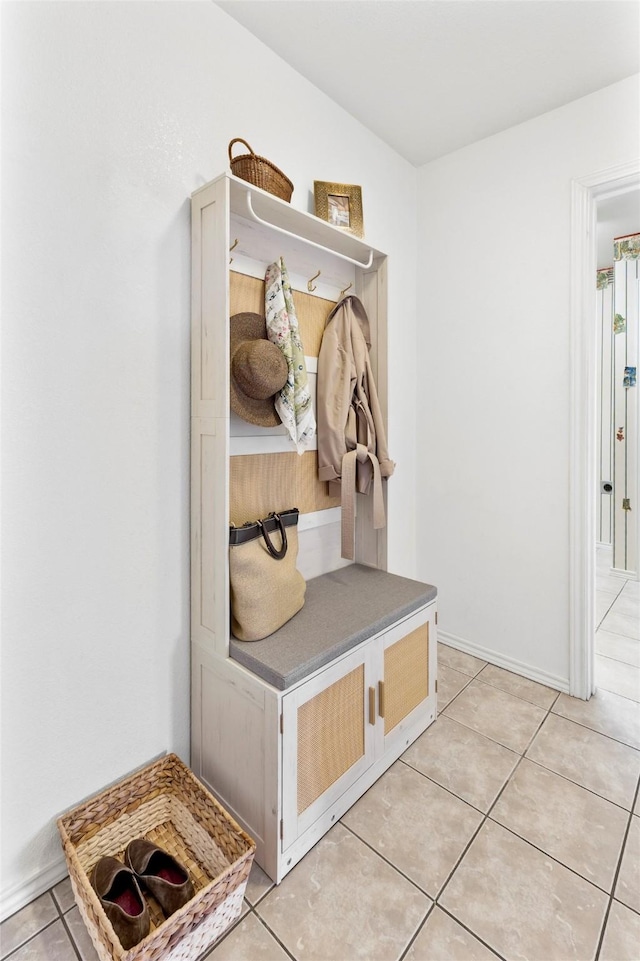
416, 75, 640, 688
0, 0, 418, 914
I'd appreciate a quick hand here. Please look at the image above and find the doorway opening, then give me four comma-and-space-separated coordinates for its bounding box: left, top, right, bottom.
570, 161, 640, 700
594, 196, 639, 697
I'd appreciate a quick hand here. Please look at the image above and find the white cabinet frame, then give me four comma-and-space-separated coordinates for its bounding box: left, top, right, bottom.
190, 173, 436, 883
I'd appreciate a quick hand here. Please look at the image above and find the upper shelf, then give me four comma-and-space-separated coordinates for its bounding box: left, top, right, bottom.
195, 172, 383, 269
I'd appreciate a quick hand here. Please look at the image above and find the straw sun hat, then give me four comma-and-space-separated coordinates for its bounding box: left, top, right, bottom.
230, 312, 287, 427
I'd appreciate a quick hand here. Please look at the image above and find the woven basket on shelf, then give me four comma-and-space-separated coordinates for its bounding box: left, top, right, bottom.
57, 753, 255, 961
228, 138, 294, 202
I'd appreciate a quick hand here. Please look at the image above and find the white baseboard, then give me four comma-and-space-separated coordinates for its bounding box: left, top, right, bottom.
437, 630, 570, 695
1, 752, 171, 923
0, 856, 68, 922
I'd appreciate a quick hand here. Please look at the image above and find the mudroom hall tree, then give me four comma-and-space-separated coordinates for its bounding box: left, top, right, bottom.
190, 166, 438, 884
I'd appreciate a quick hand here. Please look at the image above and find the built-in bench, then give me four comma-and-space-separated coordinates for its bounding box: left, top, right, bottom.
230, 563, 437, 690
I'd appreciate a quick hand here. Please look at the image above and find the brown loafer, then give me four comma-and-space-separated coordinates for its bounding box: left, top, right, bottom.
125, 839, 194, 917
90, 856, 150, 950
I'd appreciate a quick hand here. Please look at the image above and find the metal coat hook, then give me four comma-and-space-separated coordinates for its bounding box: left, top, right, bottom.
229, 238, 239, 263
307, 269, 321, 292
339, 282, 353, 298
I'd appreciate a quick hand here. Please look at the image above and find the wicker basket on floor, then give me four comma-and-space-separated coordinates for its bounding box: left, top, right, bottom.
57, 753, 255, 961
228, 138, 294, 202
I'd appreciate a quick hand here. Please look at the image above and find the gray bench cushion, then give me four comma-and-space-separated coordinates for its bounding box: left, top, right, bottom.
229, 564, 437, 690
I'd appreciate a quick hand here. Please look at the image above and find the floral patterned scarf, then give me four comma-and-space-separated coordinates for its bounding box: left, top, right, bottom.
264, 258, 316, 454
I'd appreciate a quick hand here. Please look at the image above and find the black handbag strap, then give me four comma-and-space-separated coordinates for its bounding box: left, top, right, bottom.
258, 514, 287, 559
229, 508, 299, 548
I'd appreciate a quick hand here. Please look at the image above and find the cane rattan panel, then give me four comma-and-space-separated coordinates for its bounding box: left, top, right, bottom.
383, 624, 429, 735
297, 665, 365, 815
230, 271, 334, 359
229, 451, 340, 526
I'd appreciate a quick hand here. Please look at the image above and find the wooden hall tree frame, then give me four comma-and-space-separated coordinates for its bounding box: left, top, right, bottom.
190, 173, 437, 883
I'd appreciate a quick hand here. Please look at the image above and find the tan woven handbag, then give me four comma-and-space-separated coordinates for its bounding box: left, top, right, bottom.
229, 509, 305, 640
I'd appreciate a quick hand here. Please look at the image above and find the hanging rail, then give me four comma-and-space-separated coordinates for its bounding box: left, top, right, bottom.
242, 191, 374, 270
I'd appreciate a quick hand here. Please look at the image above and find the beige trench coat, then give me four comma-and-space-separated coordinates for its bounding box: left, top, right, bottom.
317, 295, 395, 559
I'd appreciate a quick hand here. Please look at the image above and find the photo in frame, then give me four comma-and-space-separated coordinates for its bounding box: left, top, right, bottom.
314, 181, 364, 238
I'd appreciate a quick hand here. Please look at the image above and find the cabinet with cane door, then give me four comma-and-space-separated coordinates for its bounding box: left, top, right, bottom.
190, 172, 437, 883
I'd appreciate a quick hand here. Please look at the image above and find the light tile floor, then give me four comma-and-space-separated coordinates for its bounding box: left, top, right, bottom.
2, 574, 639, 960
595, 546, 640, 705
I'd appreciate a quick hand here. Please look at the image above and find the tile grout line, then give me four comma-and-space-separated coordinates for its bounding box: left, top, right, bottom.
334, 817, 508, 959
442, 661, 564, 711
435, 904, 510, 961
328, 820, 500, 961
430, 688, 621, 944
432, 691, 635, 957
434, 716, 543, 898
57, 910, 83, 961
438, 691, 559, 757
595, 900, 614, 961
596, 621, 640, 640
245, 886, 274, 910
580, 682, 640, 706
436, 658, 485, 680
483, 815, 623, 902
197, 904, 257, 959
436, 669, 475, 713
0, 892, 58, 939
1, 916, 68, 961
426, 750, 531, 952
594, 584, 640, 697
242, 909, 297, 961
396, 901, 437, 961
398, 756, 494, 819
439, 652, 566, 709
596, 591, 618, 629
595, 648, 640, 671
50, 885, 83, 961
607, 777, 640, 903
338, 820, 432, 901
394, 897, 510, 961
549, 705, 640, 752
594, 778, 640, 961
405, 693, 567, 813
477, 695, 635, 902
0, 892, 56, 959
389, 744, 635, 907
521, 753, 640, 815
472, 666, 563, 711
429, 700, 545, 920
